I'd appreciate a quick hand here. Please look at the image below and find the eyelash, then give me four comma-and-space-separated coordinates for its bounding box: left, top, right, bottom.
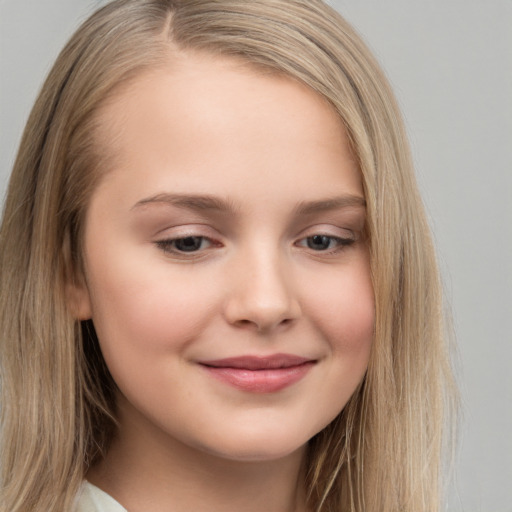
295, 234, 355, 254
155, 233, 355, 258
155, 236, 216, 256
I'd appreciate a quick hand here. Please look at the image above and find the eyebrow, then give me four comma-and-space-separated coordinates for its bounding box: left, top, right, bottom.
132, 193, 366, 215
294, 195, 366, 215
132, 193, 240, 214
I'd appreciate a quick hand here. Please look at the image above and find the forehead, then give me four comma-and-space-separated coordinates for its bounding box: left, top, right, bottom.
96, 52, 348, 147
90, 51, 361, 205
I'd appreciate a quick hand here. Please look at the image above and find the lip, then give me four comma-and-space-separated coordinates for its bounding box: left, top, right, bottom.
198, 354, 316, 393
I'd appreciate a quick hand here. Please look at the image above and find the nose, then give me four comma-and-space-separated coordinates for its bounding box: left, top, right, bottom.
223, 248, 301, 333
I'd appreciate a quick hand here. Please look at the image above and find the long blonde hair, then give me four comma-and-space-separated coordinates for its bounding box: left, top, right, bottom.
0, 1, 457, 510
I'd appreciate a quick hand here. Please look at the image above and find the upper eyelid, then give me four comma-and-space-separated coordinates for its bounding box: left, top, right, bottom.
153, 223, 221, 238
160, 235, 210, 243
296, 224, 356, 238
155, 233, 355, 251
156, 234, 219, 246
153, 224, 357, 241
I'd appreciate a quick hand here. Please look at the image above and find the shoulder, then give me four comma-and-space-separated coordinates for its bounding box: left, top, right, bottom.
76, 482, 128, 512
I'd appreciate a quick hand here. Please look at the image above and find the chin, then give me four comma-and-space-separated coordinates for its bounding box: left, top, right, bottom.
209, 445, 305, 463
193, 428, 311, 463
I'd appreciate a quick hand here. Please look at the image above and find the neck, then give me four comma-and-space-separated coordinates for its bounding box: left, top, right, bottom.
87, 398, 310, 512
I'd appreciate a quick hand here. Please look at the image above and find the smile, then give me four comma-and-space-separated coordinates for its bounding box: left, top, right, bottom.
198, 354, 317, 393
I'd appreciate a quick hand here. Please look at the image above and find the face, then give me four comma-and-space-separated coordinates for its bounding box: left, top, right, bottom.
75, 53, 374, 463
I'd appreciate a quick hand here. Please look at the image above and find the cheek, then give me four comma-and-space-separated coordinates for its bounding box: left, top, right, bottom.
296, 266, 374, 440
307, 261, 375, 355
330, 293, 374, 357
85, 250, 218, 360
85, 262, 222, 412
309, 260, 375, 366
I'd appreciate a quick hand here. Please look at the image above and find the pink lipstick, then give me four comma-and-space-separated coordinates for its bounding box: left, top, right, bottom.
198, 354, 315, 393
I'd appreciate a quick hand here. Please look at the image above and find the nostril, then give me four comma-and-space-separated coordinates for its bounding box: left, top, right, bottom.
223, 280, 302, 332
232, 315, 295, 332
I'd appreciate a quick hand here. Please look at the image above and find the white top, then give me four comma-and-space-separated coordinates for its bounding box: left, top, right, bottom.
76, 482, 127, 512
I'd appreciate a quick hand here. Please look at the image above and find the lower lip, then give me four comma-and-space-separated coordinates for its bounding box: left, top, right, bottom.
200, 362, 315, 393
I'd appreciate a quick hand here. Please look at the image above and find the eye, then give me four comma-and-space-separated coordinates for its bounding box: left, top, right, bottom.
156, 236, 213, 254
297, 234, 355, 252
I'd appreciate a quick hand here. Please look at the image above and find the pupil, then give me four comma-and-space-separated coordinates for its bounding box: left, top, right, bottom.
308, 235, 330, 250
176, 237, 202, 252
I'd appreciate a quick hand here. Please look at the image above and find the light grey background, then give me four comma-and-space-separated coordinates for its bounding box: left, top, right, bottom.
1, 1, 511, 511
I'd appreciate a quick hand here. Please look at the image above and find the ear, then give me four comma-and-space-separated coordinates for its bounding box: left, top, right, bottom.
66, 274, 92, 321
63, 230, 92, 320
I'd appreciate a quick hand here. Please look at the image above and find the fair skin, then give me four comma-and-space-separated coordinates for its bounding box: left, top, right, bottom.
75, 52, 374, 512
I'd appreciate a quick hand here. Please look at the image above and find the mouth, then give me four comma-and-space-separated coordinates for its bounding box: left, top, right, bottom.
198, 354, 317, 393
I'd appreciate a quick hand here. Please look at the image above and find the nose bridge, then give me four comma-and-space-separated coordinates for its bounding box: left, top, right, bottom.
224, 240, 300, 331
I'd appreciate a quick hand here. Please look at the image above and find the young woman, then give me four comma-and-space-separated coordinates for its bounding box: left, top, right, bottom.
0, 1, 457, 511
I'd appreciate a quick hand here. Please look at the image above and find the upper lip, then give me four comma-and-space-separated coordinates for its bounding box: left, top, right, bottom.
199, 354, 315, 370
